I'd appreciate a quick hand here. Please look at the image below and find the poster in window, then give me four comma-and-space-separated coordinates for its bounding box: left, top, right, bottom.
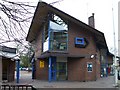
87, 63, 92, 72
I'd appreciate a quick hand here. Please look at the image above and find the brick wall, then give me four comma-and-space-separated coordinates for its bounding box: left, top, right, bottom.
67, 58, 85, 81
35, 59, 48, 80
34, 16, 102, 81
34, 19, 97, 58
2, 59, 15, 82
34, 57, 100, 81
67, 21, 101, 81
34, 29, 43, 58
95, 59, 101, 79
68, 57, 99, 81
8, 60, 15, 82
96, 49, 101, 79
68, 22, 96, 56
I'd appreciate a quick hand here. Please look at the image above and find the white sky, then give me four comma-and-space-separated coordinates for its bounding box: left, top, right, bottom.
42, 0, 119, 54
1, 0, 120, 54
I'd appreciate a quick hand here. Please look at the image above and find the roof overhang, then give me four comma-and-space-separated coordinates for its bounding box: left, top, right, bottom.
0, 55, 16, 61
37, 50, 95, 59
26, 2, 49, 42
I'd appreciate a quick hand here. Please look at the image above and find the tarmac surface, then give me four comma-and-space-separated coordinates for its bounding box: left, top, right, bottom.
1, 71, 119, 88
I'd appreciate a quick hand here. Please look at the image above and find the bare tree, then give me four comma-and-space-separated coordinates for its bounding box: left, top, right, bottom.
0, 0, 36, 44
0, 0, 63, 58
0, 0, 37, 58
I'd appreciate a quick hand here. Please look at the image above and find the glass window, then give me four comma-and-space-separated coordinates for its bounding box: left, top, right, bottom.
87, 63, 93, 72
57, 62, 67, 80
42, 13, 68, 52
52, 14, 68, 30
49, 21, 68, 51
49, 13, 68, 51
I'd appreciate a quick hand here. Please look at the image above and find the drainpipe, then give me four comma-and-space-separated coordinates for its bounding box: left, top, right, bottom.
48, 57, 52, 82
31, 57, 35, 80
106, 51, 108, 77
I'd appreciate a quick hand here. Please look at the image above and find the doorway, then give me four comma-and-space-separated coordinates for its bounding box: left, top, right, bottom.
49, 57, 68, 81
57, 62, 67, 80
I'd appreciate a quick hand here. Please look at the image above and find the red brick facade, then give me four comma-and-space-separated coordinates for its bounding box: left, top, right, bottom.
67, 58, 97, 81
27, 2, 113, 82
35, 59, 48, 80
68, 22, 96, 56
34, 57, 101, 81
33, 20, 102, 81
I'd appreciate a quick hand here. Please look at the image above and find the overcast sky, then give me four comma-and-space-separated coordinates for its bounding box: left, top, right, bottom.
43, 0, 119, 54
42, 0, 119, 54
3, 0, 120, 54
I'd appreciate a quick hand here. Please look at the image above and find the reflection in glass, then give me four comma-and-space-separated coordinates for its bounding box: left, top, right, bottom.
42, 13, 68, 52
49, 20, 68, 51
57, 62, 67, 80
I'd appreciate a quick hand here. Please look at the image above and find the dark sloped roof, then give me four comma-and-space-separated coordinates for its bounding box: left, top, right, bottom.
26, 1, 108, 51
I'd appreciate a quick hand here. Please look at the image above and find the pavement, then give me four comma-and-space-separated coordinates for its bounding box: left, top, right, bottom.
2, 71, 119, 88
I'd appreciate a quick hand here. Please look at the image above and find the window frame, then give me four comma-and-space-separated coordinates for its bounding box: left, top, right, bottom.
87, 62, 93, 72
48, 13, 68, 51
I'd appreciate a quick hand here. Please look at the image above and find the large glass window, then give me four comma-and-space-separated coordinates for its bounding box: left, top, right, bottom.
49, 14, 68, 51
42, 13, 68, 52
57, 62, 67, 80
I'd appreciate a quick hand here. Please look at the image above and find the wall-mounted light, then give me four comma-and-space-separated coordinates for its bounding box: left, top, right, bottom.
90, 54, 95, 59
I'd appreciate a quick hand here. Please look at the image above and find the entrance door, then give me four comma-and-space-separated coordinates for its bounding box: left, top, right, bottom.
57, 62, 67, 80
51, 59, 56, 80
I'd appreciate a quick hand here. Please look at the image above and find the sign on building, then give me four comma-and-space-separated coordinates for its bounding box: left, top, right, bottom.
40, 60, 44, 68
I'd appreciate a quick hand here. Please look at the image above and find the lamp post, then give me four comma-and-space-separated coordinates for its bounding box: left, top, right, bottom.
112, 4, 118, 86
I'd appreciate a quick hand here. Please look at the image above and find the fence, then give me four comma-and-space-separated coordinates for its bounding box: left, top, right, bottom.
1, 84, 36, 90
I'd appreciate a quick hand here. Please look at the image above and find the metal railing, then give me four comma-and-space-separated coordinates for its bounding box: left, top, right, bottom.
1, 84, 36, 90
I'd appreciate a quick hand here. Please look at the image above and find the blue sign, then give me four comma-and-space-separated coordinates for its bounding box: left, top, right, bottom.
75, 37, 88, 48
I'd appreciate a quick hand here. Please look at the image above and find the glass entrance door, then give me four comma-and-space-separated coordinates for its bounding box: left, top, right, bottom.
57, 62, 67, 80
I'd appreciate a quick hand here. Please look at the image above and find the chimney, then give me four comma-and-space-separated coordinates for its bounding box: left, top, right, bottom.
88, 13, 95, 28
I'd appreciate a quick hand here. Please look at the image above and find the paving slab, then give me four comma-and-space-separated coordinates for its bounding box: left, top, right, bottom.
1, 71, 119, 88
